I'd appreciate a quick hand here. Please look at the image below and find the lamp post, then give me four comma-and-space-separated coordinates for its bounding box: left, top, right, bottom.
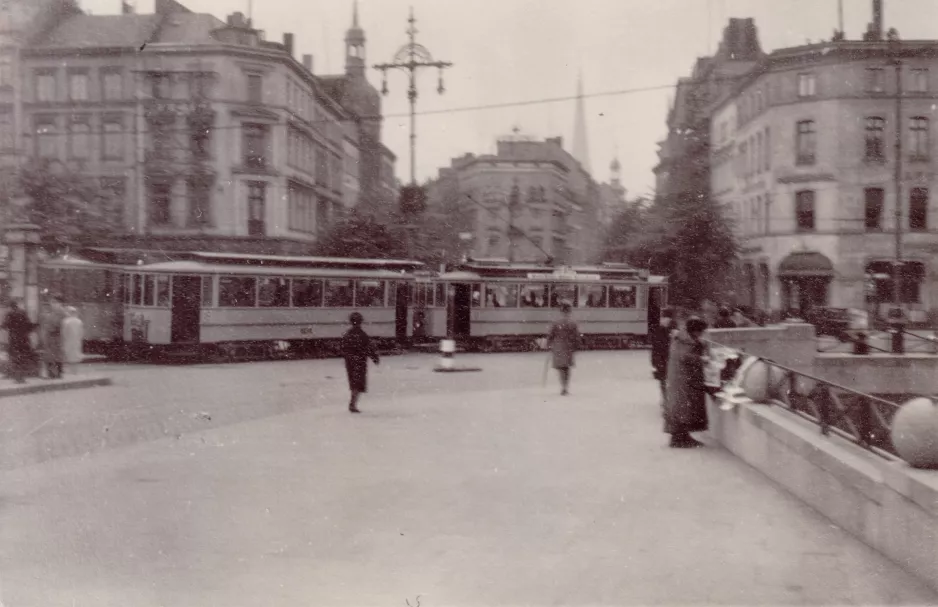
889, 34, 903, 310
373, 8, 453, 186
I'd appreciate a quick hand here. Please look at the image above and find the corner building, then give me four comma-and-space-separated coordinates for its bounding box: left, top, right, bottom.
711, 34, 938, 325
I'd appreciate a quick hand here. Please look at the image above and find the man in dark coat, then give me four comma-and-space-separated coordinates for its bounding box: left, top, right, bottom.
2, 299, 37, 383
547, 302, 579, 396
649, 307, 675, 405
40, 296, 67, 379
663, 316, 719, 448
713, 306, 736, 328
341, 312, 380, 414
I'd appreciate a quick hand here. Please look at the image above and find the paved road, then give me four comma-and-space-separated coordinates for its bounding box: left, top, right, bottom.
1, 352, 935, 606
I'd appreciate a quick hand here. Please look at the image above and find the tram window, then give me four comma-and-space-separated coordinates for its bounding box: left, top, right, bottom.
486, 284, 519, 308
434, 283, 446, 307
520, 284, 548, 308
156, 275, 171, 307
200, 275, 213, 307
412, 283, 430, 307
258, 277, 290, 307
324, 279, 354, 307
579, 285, 607, 308
471, 283, 482, 308
550, 284, 577, 308
356, 280, 386, 307
144, 275, 156, 306
609, 285, 637, 308
292, 279, 323, 307
132, 274, 143, 305
218, 276, 257, 307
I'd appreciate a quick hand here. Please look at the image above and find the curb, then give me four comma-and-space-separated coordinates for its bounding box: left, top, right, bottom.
433, 367, 482, 373
0, 376, 112, 399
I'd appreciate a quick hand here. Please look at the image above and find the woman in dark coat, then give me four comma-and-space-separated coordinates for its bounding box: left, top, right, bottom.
2, 299, 37, 383
649, 307, 675, 405
341, 312, 380, 414
547, 302, 579, 396
663, 316, 719, 448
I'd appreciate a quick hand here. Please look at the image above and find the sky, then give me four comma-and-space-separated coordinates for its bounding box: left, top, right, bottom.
82, 0, 938, 197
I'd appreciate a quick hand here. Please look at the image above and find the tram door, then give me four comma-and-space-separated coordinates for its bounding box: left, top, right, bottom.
171, 275, 202, 343
394, 281, 409, 343
646, 286, 664, 329
452, 283, 472, 337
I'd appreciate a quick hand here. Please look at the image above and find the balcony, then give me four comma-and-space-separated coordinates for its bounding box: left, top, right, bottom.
186, 103, 216, 129
144, 101, 179, 126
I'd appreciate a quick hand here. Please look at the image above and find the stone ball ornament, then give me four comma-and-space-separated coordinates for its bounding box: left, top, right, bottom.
890, 397, 938, 469
735, 358, 788, 402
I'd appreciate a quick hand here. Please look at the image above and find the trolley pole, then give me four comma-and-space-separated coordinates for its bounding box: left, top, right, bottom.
374, 7, 453, 186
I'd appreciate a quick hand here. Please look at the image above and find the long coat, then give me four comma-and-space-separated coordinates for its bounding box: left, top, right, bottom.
62, 316, 84, 364
39, 307, 67, 363
341, 326, 379, 393
548, 319, 579, 369
663, 330, 710, 435
649, 323, 673, 380
2, 308, 36, 355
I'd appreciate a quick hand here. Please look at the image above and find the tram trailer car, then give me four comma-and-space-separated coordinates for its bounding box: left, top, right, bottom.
416, 261, 668, 352
121, 253, 426, 362
39, 254, 125, 355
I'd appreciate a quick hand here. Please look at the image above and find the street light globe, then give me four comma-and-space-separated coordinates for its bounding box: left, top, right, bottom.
458, 232, 473, 241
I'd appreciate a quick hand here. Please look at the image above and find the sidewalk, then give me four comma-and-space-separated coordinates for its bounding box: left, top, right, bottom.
0, 374, 110, 399
0, 351, 934, 606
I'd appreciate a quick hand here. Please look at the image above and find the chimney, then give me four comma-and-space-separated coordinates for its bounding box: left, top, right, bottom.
283, 32, 294, 56
873, 0, 883, 39
302, 54, 313, 72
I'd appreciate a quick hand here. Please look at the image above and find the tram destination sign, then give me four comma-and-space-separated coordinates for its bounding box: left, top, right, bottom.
526, 269, 601, 281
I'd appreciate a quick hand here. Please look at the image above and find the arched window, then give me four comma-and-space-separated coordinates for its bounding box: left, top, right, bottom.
865, 116, 886, 161
795, 190, 815, 232
909, 116, 930, 160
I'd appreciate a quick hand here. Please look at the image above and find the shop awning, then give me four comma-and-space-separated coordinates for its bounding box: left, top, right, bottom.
778, 251, 834, 278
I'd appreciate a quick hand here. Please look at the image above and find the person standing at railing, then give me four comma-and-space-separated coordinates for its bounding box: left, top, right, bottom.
650, 307, 675, 405
663, 316, 720, 449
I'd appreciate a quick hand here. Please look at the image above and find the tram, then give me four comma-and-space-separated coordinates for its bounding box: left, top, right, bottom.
415, 260, 668, 352
119, 252, 426, 361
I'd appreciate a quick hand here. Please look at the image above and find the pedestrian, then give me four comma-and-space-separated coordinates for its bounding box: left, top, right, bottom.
2, 299, 37, 384
663, 316, 720, 448
732, 308, 754, 328
547, 302, 579, 396
649, 307, 675, 405
62, 306, 84, 375
341, 311, 380, 414
713, 306, 736, 328
39, 295, 67, 379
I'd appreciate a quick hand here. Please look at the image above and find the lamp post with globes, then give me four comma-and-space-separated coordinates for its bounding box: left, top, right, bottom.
888, 31, 907, 353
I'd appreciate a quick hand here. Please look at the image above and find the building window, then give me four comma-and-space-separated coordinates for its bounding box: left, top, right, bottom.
188, 181, 211, 227
909, 187, 928, 232
909, 116, 929, 160
150, 74, 170, 99
0, 60, 11, 87
764, 127, 771, 170
739, 141, 748, 177
34, 116, 57, 158
866, 68, 886, 93
796, 120, 816, 165
189, 73, 210, 99
35, 71, 55, 102
755, 132, 763, 174
795, 190, 815, 232
68, 72, 89, 101
0, 111, 12, 150
246, 73, 262, 104
149, 183, 172, 226
911, 68, 929, 93
247, 181, 266, 236
100, 177, 126, 227
865, 116, 886, 161
242, 123, 268, 168
102, 70, 122, 101
797, 73, 816, 97
103, 118, 123, 159
864, 187, 885, 230
191, 127, 211, 160
69, 119, 91, 159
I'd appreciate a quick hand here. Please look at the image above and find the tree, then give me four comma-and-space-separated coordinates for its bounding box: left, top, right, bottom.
315, 208, 408, 259
14, 159, 119, 253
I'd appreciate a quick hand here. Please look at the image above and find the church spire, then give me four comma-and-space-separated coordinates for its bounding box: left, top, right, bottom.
353, 0, 359, 27
572, 72, 591, 174
345, 0, 366, 78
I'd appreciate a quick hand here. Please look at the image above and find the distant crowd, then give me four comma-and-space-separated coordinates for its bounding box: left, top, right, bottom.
1, 296, 84, 383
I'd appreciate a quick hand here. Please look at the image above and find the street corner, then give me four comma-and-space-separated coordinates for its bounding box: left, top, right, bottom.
0, 375, 112, 400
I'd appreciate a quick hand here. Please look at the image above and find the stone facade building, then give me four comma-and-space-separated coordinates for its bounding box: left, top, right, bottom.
427, 134, 602, 265
710, 6, 938, 324
1, 0, 393, 256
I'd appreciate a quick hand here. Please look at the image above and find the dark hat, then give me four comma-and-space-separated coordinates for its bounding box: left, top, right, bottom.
349, 312, 364, 325
661, 307, 674, 319
686, 316, 708, 334
560, 302, 572, 313
718, 306, 731, 317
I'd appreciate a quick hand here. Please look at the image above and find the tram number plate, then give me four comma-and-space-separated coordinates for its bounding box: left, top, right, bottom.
300, 328, 314, 336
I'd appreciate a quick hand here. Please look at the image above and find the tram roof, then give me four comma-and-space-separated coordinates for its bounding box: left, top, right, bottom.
449, 260, 654, 281
128, 260, 415, 279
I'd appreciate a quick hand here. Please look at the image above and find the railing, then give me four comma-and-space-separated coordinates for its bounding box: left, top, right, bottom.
900, 327, 938, 353
816, 329, 891, 353
706, 338, 911, 461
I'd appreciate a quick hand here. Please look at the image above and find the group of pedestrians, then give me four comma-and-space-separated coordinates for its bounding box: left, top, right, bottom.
2, 296, 84, 383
